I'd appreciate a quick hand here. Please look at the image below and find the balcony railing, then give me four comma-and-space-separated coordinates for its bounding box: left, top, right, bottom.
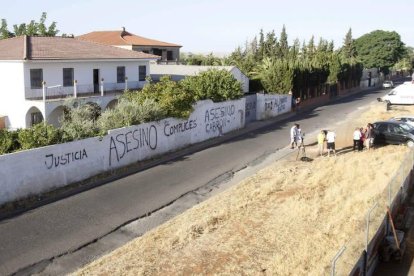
25, 80, 142, 100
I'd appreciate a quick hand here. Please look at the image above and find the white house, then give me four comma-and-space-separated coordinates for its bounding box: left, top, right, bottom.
0, 35, 159, 129
150, 64, 250, 93
77, 28, 182, 64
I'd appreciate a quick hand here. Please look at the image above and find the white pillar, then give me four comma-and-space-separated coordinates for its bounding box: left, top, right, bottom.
74, 80, 77, 98
125, 77, 128, 91
42, 81, 46, 103
100, 79, 104, 96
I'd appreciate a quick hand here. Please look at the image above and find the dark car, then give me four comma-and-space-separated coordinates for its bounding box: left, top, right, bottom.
373, 121, 414, 147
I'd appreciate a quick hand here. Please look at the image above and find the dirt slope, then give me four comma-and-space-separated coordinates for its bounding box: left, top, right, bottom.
75, 102, 414, 275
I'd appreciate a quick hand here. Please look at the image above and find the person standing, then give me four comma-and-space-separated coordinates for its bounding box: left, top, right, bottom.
296, 124, 303, 147
353, 127, 361, 151
359, 127, 365, 151
295, 97, 301, 112
326, 130, 337, 157
365, 123, 374, 150
290, 124, 298, 149
317, 130, 326, 156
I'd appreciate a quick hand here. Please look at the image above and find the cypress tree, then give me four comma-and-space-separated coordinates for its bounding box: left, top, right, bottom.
279, 25, 289, 59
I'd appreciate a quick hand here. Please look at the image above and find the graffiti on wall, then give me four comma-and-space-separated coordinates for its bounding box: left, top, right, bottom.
45, 149, 88, 169
204, 105, 236, 133
109, 125, 157, 166
264, 96, 288, 114
246, 100, 256, 118
164, 119, 197, 137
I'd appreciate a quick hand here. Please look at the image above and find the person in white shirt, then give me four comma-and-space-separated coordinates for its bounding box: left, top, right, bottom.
326, 130, 336, 157
290, 124, 298, 149
296, 124, 303, 147
353, 128, 361, 151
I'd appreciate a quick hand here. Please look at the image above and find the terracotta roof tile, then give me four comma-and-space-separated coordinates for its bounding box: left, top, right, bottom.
77, 30, 182, 48
0, 36, 160, 60
0, 36, 24, 60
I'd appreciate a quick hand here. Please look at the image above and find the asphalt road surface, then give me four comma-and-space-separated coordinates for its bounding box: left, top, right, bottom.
0, 85, 396, 275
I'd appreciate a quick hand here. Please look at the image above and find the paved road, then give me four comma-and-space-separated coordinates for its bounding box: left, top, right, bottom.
0, 86, 392, 275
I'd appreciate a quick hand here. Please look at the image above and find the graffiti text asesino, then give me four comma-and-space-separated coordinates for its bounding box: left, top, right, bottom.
109, 125, 157, 166
205, 105, 235, 133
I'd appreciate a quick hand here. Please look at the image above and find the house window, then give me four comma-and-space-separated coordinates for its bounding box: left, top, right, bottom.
63, 68, 74, 87
30, 69, 43, 89
139, 66, 147, 81
167, 51, 173, 60
152, 48, 162, 57
31, 112, 43, 126
117, 66, 125, 83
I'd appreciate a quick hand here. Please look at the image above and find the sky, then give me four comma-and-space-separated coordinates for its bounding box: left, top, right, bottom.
1, 0, 413, 54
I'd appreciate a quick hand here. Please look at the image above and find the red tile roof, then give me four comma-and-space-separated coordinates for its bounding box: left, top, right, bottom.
77, 30, 182, 48
0, 36, 24, 60
0, 36, 160, 60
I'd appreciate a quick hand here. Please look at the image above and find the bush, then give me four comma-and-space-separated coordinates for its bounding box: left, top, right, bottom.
0, 129, 19, 154
128, 76, 196, 118
182, 69, 243, 102
18, 123, 62, 150
97, 98, 165, 134
60, 104, 99, 141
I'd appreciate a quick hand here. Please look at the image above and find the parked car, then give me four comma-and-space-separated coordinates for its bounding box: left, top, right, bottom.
380, 83, 414, 104
373, 121, 414, 147
382, 81, 394, 89
389, 116, 414, 127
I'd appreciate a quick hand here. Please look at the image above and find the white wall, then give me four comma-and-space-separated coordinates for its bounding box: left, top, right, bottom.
256, 94, 292, 120
244, 94, 257, 123
361, 68, 379, 80
0, 99, 246, 205
0, 61, 25, 129
0, 137, 105, 205
230, 67, 249, 93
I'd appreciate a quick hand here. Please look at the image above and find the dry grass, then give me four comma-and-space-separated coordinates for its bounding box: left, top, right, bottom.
75, 102, 414, 276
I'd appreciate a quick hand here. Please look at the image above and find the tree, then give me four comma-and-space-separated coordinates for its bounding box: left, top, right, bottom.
328, 40, 335, 53
289, 38, 300, 60
13, 23, 26, 36
328, 52, 342, 83
264, 30, 278, 58
258, 29, 265, 61
225, 46, 256, 77
0, 19, 11, 39
0, 12, 59, 39
307, 36, 315, 59
354, 30, 406, 74
252, 57, 293, 94
341, 28, 357, 63
279, 25, 289, 58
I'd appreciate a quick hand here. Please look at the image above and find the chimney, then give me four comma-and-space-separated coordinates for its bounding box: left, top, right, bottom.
122, 27, 125, 32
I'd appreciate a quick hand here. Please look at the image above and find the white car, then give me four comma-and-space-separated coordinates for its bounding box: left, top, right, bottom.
381, 83, 414, 104
389, 116, 414, 127
382, 81, 394, 89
